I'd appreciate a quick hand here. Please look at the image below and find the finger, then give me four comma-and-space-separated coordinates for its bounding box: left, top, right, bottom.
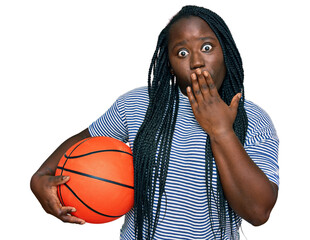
198, 71, 209, 96
50, 175, 70, 186
203, 71, 218, 97
46, 193, 85, 224
61, 215, 86, 225
58, 207, 86, 224
186, 86, 198, 110
45, 191, 67, 214
229, 92, 242, 112
191, 72, 204, 103
196, 69, 209, 98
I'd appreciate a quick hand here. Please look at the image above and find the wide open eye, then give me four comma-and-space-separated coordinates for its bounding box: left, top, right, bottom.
178, 49, 189, 57
202, 44, 212, 52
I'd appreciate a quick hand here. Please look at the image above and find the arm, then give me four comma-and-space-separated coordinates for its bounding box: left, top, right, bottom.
30, 128, 91, 224
186, 69, 278, 226
210, 131, 278, 226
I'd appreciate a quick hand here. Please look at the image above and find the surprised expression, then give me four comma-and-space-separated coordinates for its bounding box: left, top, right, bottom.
168, 16, 226, 95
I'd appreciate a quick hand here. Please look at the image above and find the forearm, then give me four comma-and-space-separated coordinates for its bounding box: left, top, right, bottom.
31, 128, 91, 182
30, 128, 90, 224
210, 130, 278, 226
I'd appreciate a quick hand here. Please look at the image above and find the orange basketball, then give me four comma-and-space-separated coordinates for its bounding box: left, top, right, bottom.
55, 136, 134, 224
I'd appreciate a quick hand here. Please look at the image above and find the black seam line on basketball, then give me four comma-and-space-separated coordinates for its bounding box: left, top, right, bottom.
57, 166, 134, 189
61, 137, 92, 175
64, 149, 133, 159
58, 185, 65, 206
63, 183, 123, 218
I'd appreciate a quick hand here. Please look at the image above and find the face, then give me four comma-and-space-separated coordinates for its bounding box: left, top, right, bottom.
168, 16, 226, 95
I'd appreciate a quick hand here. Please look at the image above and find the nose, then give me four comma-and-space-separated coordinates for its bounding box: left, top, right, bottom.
190, 52, 205, 70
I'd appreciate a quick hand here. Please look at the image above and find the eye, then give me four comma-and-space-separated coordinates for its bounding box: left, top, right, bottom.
202, 44, 212, 52
178, 49, 189, 58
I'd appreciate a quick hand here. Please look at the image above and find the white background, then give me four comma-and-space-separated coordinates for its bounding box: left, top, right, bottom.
1, 0, 309, 239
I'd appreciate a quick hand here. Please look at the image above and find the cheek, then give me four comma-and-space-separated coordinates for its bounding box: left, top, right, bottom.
211, 58, 226, 90
175, 67, 191, 85
172, 64, 192, 94
217, 64, 226, 87
170, 60, 190, 81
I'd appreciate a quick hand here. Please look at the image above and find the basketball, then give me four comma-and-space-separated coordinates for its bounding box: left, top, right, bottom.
55, 136, 134, 224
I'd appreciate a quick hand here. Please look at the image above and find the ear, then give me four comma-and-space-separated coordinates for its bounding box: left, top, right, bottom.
170, 68, 175, 75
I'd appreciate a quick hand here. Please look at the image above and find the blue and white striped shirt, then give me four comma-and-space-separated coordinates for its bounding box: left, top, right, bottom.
89, 86, 279, 240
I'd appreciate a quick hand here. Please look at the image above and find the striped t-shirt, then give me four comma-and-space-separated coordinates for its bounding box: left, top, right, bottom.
88, 86, 279, 240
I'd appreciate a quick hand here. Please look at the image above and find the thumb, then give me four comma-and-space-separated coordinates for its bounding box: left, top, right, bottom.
53, 175, 70, 185
230, 93, 242, 111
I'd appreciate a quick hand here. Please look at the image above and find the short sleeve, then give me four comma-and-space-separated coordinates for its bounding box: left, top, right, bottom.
244, 101, 280, 186
88, 96, 128, 143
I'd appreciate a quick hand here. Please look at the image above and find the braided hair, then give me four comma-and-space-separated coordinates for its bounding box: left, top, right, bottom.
133, 5, 248, 239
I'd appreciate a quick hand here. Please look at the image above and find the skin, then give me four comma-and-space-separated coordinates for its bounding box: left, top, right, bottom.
168, 16, 227, 95
168, 16, 278, 226
30, 129, 90, 224
31, 15, 278, 227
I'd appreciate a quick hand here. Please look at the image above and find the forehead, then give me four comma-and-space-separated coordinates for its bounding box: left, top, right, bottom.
168, 16, 217, 44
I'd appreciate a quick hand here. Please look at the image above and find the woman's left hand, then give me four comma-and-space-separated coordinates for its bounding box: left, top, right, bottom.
186, 68, 241, 138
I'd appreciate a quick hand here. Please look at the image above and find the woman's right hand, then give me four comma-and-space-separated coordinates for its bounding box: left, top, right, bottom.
31, 129, 90, 224
31, 173, 86, 224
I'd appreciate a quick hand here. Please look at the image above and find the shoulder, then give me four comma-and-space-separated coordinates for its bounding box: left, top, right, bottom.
118, 86, 149, 104
244, 99, 278, 144
115, 86, 149, 117
120, 86, 148, 98
244, 99, 273, 126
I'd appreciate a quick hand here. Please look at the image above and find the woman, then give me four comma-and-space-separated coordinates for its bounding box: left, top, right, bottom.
31, 5, 279, 239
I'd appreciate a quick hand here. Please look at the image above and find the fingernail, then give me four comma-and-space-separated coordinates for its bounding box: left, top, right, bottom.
191, 73, 196, 80
62, 176, 69, 180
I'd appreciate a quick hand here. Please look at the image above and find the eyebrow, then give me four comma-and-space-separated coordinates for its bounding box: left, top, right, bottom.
172, 36, 217, 50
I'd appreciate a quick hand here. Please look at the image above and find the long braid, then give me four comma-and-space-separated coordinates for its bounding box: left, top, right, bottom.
133, 28, 179, 240
133, 5, 248, 239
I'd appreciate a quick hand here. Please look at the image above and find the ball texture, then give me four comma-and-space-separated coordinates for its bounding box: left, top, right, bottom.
55, 136, 134, 224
